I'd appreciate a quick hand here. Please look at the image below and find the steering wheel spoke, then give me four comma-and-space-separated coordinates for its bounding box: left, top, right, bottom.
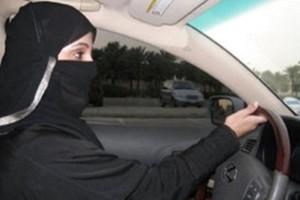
213, 152, 272, 200
211, 108, 291, 200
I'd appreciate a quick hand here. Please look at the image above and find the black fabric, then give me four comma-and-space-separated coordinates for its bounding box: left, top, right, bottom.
0, 125, 240, 200
0, 2, 101, 146
16, 60, 103, 147
38, 60, 97, 118
0, 1, 95, 123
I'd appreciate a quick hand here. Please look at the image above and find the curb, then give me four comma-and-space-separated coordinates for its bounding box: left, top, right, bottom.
82, 106, 209, 118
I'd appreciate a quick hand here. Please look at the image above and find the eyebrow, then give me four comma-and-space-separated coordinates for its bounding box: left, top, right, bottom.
71, 42, 90, 48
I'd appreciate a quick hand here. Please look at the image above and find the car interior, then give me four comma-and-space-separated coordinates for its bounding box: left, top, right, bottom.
1, 0, 300, 200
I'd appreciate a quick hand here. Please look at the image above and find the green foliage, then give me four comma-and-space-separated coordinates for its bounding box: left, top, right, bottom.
91, 43, 300, 102
285, 63, 300, 96
256, 62, 300, 98
102, 84, 130, 97
89, 42, 230, 101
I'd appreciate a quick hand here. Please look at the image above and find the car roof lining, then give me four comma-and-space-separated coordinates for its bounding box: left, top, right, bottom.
23, 0, 220, 25
0, 0, 220, 58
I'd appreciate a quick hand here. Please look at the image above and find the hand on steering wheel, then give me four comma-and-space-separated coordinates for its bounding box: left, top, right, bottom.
212, 107, 290, 200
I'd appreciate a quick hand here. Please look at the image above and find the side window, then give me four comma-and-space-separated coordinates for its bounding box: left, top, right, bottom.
87, 29, 234, 110
83, 29, 235, 164
164, 81, 171, 90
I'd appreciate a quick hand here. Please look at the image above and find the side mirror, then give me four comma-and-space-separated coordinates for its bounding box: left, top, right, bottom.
209, 96, 245, 125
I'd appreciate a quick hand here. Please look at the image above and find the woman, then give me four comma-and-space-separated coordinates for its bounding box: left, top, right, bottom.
0, 2, 266, 200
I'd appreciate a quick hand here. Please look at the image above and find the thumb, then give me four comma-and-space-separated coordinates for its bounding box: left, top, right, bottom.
243, 102, 259, 116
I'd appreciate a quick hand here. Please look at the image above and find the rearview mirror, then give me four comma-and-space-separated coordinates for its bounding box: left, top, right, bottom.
209, 96, 245, 125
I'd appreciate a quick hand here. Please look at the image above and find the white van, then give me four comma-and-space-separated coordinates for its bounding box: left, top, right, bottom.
160, 80, 204, 107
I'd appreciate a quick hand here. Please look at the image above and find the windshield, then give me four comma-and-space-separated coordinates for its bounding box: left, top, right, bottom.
188, 0, 300, 115
286, 101, 300, 105
174, 82, 195, 90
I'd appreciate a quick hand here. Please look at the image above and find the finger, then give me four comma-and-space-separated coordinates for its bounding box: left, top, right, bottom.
248, 102, 259, 112
237, 103, 258, 117
257, 113, 268, 121
247, 115, 268, 124
253, 101, 259, 108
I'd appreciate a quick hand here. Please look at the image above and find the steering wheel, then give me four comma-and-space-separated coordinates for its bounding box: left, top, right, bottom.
208, 107, 290, 200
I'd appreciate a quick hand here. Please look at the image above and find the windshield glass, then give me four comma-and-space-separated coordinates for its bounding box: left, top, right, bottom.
188, 0, 300, 115
174, 82, 195, 90
287, 101, 299, 105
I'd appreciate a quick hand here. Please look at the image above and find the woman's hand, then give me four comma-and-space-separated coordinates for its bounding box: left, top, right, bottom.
225, 102, 267, 138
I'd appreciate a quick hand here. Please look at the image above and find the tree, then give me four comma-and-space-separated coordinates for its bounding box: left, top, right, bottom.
122, 47, 147, 95
274, 72, 289, 93
90, 44, 128, 103
88, 49, 105, 106
285, 63, 300, 96
143, 51, 176, 97
96, 42, 128, 85
261, 70, 278, 92
91, 43, 234, 99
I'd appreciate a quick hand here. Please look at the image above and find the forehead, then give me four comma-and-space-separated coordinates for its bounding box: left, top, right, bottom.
58, 32, 93, 54
75, 32, 93, 42
67, 32, 93, 47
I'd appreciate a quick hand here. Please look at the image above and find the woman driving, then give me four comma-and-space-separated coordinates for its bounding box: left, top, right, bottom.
0, 2, 266, 200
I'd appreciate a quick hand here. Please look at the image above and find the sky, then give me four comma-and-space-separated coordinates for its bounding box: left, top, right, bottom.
189, 0, 300, 73
93, 0, 300, 74
190, 0, 266, 31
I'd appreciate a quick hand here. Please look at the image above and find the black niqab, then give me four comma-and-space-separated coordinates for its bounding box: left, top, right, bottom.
0, 2, 101, 146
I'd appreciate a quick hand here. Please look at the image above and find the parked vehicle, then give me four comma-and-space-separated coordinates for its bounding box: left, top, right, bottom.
283, 97, 300, 115
160, 80, 204, 107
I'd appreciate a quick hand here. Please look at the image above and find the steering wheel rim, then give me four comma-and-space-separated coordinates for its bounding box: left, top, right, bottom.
257, 108, 290, 175
210, 107, 291, 200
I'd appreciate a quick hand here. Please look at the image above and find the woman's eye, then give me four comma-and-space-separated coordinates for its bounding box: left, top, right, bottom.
74, 51, 84, 60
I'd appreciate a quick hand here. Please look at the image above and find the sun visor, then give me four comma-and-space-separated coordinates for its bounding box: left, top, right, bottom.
128, 0, 217, 26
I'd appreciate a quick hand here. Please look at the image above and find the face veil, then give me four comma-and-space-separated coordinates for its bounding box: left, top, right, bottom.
0, 2, 98, 138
